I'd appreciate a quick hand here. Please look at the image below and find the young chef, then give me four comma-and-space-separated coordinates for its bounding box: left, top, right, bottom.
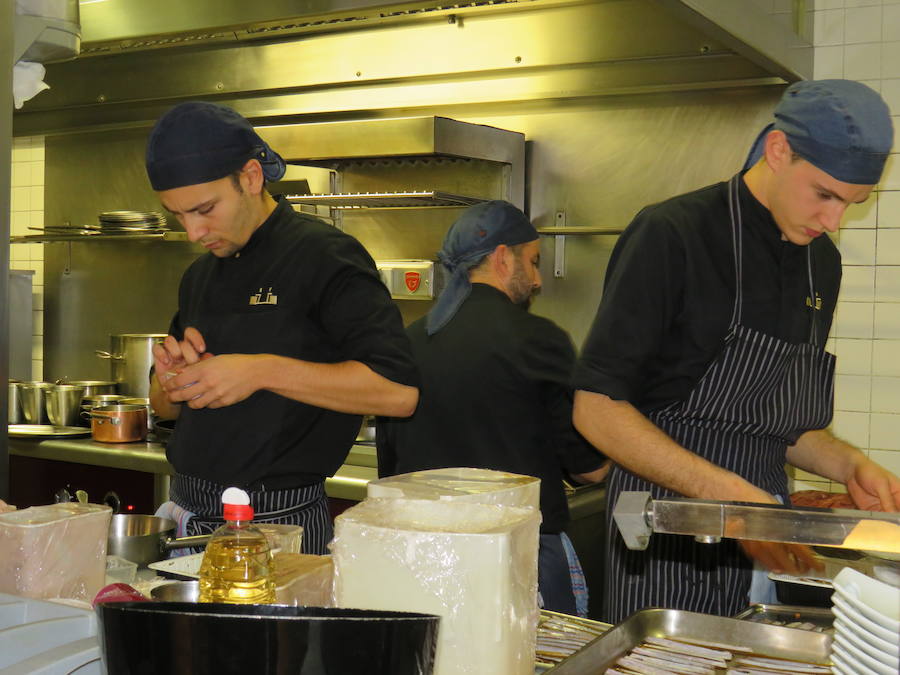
572, 79, 900, 622
146, 102, 419, 554
377, 200, 608, 615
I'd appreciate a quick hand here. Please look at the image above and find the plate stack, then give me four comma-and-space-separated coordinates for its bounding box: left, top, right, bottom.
830, 567, 899, 675
98, 211, 168, 233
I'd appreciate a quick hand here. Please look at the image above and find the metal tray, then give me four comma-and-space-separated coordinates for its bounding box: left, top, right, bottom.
545, 608, 832, 674
8, 424, 92, 438
734, 603, 834, 632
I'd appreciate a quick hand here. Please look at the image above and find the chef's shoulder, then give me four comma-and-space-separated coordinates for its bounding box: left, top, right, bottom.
620, 182, 726, 243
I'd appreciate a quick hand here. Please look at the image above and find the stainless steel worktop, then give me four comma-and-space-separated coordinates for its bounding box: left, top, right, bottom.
7, 435, 378, 505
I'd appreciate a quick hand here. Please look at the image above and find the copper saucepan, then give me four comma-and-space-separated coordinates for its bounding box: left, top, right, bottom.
86, 404, 148, 442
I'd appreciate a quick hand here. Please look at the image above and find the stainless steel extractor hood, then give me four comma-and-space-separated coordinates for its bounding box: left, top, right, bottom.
14, 0, 812, 136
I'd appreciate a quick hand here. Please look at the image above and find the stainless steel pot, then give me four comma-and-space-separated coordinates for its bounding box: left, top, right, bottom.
151, 580, 200, 602
61, 379, 118, 397
8, 380, 22, 424
96, 334, 166, 398
18, 381, 53, 424
88, 404, 148, 442
45, 384, 86, 426
108, 514, 209, 567
120, 397, 153, 433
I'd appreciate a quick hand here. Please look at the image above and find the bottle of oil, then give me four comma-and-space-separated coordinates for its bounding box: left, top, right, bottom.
198, 487, 276, 604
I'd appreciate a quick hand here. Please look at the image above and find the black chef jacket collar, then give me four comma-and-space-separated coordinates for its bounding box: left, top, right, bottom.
226, 195, 290, 260
737, 170, 803, 256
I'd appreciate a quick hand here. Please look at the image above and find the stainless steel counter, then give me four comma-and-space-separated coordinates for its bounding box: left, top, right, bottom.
8, 435, 378, 506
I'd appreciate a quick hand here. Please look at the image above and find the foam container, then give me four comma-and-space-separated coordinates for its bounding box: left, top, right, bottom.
332, 497, 540, 675
0, 503, 112, 603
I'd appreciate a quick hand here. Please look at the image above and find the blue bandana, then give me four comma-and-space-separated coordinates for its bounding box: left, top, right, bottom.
426, 200, 538, 336
743, 79, 893, 184
146, 102, 286, 191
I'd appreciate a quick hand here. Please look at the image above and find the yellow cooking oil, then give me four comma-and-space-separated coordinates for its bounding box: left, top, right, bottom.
198, 533, 276, 604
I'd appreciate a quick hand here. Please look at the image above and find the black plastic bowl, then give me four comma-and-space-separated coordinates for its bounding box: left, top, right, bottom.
96, 602, 439, 675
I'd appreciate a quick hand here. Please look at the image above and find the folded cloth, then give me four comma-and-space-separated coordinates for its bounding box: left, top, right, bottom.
13, 61, 50, 109
154, 500, 197, 557
561, 531, 589, 618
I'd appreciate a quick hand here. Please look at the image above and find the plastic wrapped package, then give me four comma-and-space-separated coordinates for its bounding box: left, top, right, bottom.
332, 498, 541, 675
0, 503, 112, 602
273, 553, 334, 607
367, 467, 540, 510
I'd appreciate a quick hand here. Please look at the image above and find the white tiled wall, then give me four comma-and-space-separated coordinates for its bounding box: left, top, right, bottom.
790, 0, 900, 492
9, 136, 44, 380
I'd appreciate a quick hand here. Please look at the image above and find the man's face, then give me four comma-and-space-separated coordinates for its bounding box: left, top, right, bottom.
768, 158, 875, 246
507, 239, 542, 306
159, 173, 257, 258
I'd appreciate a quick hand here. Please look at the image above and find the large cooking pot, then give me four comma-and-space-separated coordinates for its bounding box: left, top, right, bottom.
18, 381, 53, 424
108, 514, 209, 567
62, 379, 118, 397
96, 602, 440, 675
96, 333, 166, 398
8, 380, 22, 424
45, 384, 86, 426
88, 404, 148, 442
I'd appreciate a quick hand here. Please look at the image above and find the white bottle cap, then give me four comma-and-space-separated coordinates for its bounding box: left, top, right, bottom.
221, 487, 251, 506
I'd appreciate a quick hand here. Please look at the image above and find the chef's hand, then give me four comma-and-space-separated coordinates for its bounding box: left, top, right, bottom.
153, 327, 211, 390
163, 353, 260, 409
845, 456, 900, 512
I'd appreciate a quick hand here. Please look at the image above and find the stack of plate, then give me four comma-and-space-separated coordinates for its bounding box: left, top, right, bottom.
97, 210, 168, 233
830, 567, 899, 675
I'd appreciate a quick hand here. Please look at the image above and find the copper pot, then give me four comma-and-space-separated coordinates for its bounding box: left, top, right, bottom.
88, 404, 148, 443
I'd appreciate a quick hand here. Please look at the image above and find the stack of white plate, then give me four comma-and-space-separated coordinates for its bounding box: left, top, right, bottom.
97, 210, 168, 232
830, 567, 899, 675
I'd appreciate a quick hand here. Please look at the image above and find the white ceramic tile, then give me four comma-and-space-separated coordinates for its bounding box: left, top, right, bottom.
814, 45, 845, 78
833, 301, 875, 337
885, 5, 900, 40
868, 449, 900, 475
840, 266, 876, 301
844, 193, 878, 228
818, 0, 845, 8
836, 337, 874, 373
28, 243, 43, 261
12, 136, 30, 154
871, 375, 900, 412
28, 211, 43, 229
883, 40, 900, 77
28, 161, 44, 187
869, 412, 900, 449
874, 301, 900, 337
845, 42, 882, 79
32, 290, 43, 311
815, 8, 846, 44
846, 5, 882, 42
831, 410, 871, 447
839, 230, 877, 264
877, 228, 900, 263
873, 338, 900, 375
29, 186, 43, 212
30, 310, 43, 338
876, 266, 900, 301
835, 374, 873, 410
878, 190, 900, 227
11, 162, 30, 188
28, 139, 44, 162
826, 336, 837, 354
845, 0, 881, 5
31, 360, 42, 381
882, 79, 900, 114
881, 155, 900, 190
787, 465, 828, 481
11, 211, 29, 237
9, 246, 28, 263
11, 186, 30, 212
30, 335, 42, 360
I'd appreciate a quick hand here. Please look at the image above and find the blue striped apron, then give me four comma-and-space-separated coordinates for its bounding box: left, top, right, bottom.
168, 473, 333, 555
603, 174, 836, 623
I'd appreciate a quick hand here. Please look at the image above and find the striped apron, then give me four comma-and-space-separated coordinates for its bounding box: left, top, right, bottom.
169, 473, 333, 555
603, 174, 836, 623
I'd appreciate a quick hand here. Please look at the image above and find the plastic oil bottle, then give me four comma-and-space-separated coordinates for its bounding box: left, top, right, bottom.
198, 487, 276, 604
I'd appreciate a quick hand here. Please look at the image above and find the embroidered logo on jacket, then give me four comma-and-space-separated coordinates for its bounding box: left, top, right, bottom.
249, 287, 278, 306
805, 293, 822, 310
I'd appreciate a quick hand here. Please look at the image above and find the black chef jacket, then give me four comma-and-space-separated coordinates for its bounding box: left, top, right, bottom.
377, 284, 606, 533
167, 199, 418, 489
574, 175, 840, 413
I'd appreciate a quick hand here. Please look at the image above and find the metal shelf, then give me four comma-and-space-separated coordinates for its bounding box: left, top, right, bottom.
287, 190, 486, 209
10, 231, 188, 243
537, 226, 624, 235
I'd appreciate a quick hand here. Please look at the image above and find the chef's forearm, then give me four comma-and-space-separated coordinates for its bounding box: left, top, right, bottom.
257, 355, 419, 417
572, 390, 774, 503
786, 429, 866, 483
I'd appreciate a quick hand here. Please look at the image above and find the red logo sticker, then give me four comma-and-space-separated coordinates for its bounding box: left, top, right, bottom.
405, 271, 421, 292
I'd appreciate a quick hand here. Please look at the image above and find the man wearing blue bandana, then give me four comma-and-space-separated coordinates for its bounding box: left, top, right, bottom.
377, 200, 609, 615
146, 102, 419, 553
574, 80, 900, 622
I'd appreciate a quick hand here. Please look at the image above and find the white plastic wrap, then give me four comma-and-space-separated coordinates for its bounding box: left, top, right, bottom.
0, 503, 112, 602
367, 467, 540, 510
332, 498, 541, 675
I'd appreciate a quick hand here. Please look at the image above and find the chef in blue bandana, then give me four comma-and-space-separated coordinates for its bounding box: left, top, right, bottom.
377, 200, 609, 616
147, 102, 419, 553
574, 79, 900, 622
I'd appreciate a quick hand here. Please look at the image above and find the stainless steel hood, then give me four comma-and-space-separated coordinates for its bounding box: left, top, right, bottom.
14, 0, 811, 136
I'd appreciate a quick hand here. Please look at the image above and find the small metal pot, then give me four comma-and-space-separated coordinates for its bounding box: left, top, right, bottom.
108, 514, 209, 567
18, 381, 53, 424
8, 380, 22, 424
63, 380, 118, 397
45, 384, 86, 426
120, 397, 153, 433
88, 404, 148, 443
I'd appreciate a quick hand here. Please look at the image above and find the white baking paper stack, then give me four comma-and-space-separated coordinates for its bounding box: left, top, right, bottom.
367, 467, 540, 509
830, 567, 899, 675
332, 497, 541, 675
